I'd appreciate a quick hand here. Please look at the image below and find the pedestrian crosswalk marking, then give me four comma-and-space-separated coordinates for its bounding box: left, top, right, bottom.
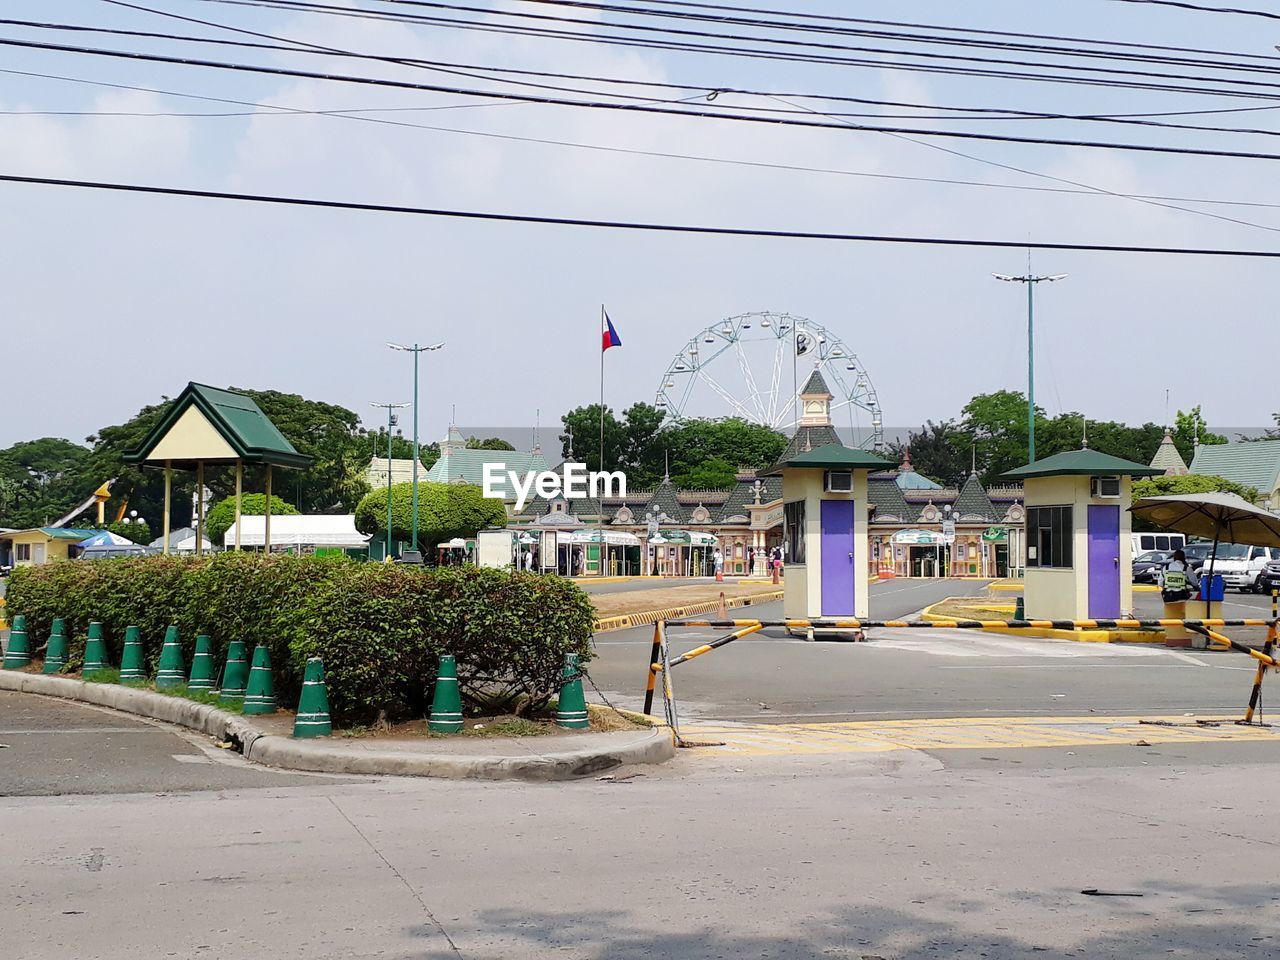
678, 715, 1280, 756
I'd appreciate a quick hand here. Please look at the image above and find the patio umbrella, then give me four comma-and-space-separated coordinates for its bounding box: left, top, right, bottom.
1130, 492, 1280, 611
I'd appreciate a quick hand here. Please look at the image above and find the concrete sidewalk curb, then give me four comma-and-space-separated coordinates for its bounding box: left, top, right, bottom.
0, 671, 676, 781
917, 598, 1165, 644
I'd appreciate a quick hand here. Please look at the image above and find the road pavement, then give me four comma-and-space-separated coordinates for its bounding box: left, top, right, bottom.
5, 688, 1280, 959
586, 578, 1279, 723
6, 577, 1280, 959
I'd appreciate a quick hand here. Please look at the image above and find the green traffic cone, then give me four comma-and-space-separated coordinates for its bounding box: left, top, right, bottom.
428, 655, 463, 733
3, 614, 31, 669
241, 644, 277, 715
82, 622, 109, 678
118, 625, 146, 683
155, 625, 186, 690
555, 653, 590, 730
293, 657, 332, 738
218, 640, 249, 706
187, 635, 216, 691
43, 618, 68, 674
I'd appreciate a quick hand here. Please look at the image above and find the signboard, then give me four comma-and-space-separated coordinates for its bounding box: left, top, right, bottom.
982, 526, 1008, 543
941, 518, 956, 545
892, 529, 947, 545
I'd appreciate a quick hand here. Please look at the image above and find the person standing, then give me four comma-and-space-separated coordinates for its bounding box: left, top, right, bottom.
713, 548, 724, 578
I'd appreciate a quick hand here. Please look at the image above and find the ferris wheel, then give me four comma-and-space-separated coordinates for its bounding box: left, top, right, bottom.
654, 312, 885, 449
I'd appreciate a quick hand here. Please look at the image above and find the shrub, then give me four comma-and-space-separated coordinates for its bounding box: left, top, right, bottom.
354, 481, 506, 551
204, 493, 299, 546
6, 555, 594, 726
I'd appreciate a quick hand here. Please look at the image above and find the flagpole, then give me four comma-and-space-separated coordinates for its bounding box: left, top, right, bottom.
598, 303, 606, 577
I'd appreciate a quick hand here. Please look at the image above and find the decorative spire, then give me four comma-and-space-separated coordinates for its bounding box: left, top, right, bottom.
900, 446, 913, 472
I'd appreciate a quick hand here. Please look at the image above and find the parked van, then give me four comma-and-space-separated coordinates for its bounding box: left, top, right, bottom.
1131, 532, 1185, 555
1209, 544, 1280, 593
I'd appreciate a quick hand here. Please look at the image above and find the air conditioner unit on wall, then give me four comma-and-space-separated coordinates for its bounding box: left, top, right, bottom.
1091, 476, 1121, 499
826, 471, 853, 493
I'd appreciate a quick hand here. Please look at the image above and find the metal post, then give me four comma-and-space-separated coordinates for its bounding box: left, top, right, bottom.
386, 407, 394, 559
195, 460, 205, 557
234, 461, 243, 552
264, 465, 273, 553
1027, 279, 1035, 463
162, 460, 172, 556
411, 343, 419, 553
643, 621, 663, 716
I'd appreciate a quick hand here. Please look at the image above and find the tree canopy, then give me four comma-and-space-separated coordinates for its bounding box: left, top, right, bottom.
204, 494, 301, 546
559, 402, 785, 489
354, 481, 507, 549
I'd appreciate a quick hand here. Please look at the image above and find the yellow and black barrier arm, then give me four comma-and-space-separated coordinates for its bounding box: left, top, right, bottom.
642, 622, 764, 715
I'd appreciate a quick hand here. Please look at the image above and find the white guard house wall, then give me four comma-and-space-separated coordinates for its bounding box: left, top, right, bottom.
1021, 474, 1137, 621
779, 467, 871, 621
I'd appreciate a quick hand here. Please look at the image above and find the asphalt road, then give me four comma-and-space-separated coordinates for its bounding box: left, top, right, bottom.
5, 688, 1280, 959
0, 691, 335, 796
587, 578, 1279, 723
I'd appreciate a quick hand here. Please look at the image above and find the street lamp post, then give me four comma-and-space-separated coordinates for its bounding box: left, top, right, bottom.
370, 401, 409, 561
388, 342, 445, 555
993, 270, 1067, 462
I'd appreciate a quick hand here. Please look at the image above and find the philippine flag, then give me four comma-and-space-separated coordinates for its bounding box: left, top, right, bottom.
602, 311, 623, 352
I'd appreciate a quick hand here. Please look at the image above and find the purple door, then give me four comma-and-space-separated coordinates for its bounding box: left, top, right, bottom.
1087, 505, 1121, 618
821, 500, 856, 616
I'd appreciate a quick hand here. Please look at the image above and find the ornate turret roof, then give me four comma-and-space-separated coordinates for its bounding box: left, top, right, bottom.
1150, 429, 1189, 476
644, 478, 687, 523
952, 472, 999, 522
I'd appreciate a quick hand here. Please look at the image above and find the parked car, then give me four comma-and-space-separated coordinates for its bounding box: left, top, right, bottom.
1207, 544, 1280, 593
1131, 532, 1186, 555
1179, 541, 1214, 572
1260, 559, 1280, 595
1132, 550, 1172, 583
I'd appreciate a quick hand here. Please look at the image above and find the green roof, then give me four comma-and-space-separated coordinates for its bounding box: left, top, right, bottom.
800, 369, 832, 396
123, 383, 311, 469
1189, 440, 1280, 495
425, 446, 550, 500
43, 527, 101, 540
766, 442, 892, 474
1001, 449, 1163, 480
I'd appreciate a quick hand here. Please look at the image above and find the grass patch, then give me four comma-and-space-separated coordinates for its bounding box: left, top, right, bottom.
152, 684, 245, 714
83, 668, 121, 685
926, 598, 1018, 622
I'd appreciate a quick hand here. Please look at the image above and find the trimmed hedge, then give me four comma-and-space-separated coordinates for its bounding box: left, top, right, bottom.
5, 555, 595, 725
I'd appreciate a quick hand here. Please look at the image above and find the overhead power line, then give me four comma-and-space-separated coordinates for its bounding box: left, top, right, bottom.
25, 13, 1280, 137
188, 0, 1280, 102
12, 36, 1280, 163
4, 171, 1280, 258
1108, 0, 1280, 21
12, 65, 1280, 214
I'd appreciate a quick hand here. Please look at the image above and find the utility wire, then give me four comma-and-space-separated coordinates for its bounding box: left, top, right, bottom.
216, 0, 1280, 82
508, 0, 1280, 60
1108, 0, 1280, 21
5, 171, 1280, 258
13, 65, 1280, 213
187, 0, 1280, 102
13, 37, 1280, 163
21, 14, 1278, 136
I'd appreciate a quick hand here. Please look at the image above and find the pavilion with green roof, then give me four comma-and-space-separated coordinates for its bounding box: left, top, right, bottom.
123, 383, 311, 555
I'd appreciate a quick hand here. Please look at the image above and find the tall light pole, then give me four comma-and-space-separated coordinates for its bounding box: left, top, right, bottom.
993, 270, 1067, 462
388, 342, 444, 555
370, 401, 409, 560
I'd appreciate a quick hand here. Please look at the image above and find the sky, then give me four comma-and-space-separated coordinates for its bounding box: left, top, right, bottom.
2, 0, 1278, 450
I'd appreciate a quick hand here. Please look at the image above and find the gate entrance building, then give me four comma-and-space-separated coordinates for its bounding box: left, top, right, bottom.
767, 443, 891, 621
1001, 450, 1161, 621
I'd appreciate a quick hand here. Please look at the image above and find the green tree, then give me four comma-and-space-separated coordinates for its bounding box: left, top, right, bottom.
0, 437, 96, 528
354, 481, 507, 550
106, 518, 152, 545
619, 402, 667, 485
1172, 406, 1226, 466
960, 390, 1041, 484
886, 420, 970, 486
560, 404, 627, 474
465, 436, 516, 451
204, 494, 300, 546
665, 418, 786, 487
1131, 474, 1260, 530
673, 457, 738, 489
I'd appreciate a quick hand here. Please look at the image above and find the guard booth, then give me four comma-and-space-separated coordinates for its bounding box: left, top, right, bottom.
766, 443, 891, 623
1001, 450, 1161, 621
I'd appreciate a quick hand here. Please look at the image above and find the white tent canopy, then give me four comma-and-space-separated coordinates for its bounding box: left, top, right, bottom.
224, 515, 369, 549
172, 535, 214, 554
